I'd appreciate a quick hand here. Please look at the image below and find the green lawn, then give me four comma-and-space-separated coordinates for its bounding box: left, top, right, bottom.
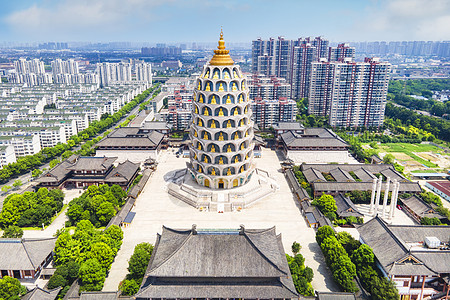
376, 143, 441, 168
411, 169, 445, 173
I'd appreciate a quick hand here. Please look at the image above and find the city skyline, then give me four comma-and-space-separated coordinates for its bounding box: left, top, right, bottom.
1, 0, 450, 43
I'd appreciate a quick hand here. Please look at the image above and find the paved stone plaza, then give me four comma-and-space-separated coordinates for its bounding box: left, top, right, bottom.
102, 147, 340, 292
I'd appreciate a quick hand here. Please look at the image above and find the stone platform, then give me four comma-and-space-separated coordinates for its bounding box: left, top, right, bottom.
165, 168, 279, 212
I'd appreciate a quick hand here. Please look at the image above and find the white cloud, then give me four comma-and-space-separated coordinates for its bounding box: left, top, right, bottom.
359, 0, 450, 40
3, 0, 173, 40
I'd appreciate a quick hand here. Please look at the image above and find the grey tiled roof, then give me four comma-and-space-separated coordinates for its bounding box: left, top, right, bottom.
79, 291, 120, 300
0, 238, 56, 270
141, 121, 172, 131
136, 226, 298, 299
21, 287, 61, 300
353, 167, 376, 182
281, 130, 349, 148
303, 168, 326, 183
97, 130, 164, 148
301, 163, 397, 174
330, 168, 354, 182
312, 181, 422, 193
357, 217, 450, 277
104, 160, 139, 183
36, 160, 73, 183
334, 193, 363, 217
273, 122, 305, 131
316, 291, 357, 300
68, 157, 117, 171
402, 195, 445, 220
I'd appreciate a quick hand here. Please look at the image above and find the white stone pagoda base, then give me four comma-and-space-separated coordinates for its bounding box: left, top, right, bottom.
166, 168, 279, 212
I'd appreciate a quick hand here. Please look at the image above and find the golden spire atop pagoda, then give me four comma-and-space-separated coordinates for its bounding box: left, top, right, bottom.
209, 29, 234, 66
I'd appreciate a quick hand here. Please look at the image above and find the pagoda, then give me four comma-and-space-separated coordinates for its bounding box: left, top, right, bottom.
188, 30, 255, 189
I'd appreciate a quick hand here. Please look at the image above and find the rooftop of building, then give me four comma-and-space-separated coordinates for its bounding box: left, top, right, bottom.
280, 128, 348, 148
427, 181, 450, 197
136, 225, 298, 299
67, 156, 117, 171
0, 238, 56, 270
21, 287, 61, 300
401, 195, 445, 220
357, 216, 450, 276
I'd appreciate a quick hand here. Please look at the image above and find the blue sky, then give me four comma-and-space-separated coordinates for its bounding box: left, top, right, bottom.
1, 0, 450, 43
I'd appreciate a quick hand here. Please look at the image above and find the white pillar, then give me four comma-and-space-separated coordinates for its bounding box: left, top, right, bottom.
382, 177, 391, 218
374, 175, 382, 216
369, 178, 377, 214
389, 179, 398, 220
392, 182, 400, 218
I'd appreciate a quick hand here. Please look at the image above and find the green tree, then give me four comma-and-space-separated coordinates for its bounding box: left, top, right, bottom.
96, 202, 116, 225
47, 274, 67, 289
313, 194, 337, 214
31, 169, 43, 178
87, 242, 114, 270
49, 159, 60, 169
383, 154, 395, 164
371, 276, 399, 300
302, 266, 314, 283
337, 232, 360, 256
351, 244, 374, 267
2, 225, 23, 238
332, 255, 357, 292
0, 202, 20, 228
12, 180, 22, 188
315, 225, 335, 245
1, 185, 11, 193
66, 261, 80, 282
0, 276, 27, 299
120, 279, 139, 296
291, 241, 301, 255
103, 225, 123, 251
421, 217, 442, 225
128, 243, 154, 281
79, 259, 106, 292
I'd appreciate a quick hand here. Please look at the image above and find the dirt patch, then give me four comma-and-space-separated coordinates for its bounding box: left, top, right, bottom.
391, 152, 413, 160
416, 152, 437, 162
415, 152, 450, 169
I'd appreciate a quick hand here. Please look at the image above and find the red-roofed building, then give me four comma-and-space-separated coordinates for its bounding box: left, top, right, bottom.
426, 181, 450, 202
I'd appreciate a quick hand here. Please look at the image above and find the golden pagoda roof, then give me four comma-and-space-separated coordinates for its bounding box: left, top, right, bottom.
209, 29, 234, 66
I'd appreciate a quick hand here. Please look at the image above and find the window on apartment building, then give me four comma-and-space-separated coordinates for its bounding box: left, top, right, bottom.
403, 281, 409, 287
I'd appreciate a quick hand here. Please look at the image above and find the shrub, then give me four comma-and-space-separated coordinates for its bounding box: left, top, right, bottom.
120, 279, 140, 296
291, 241, 301, 255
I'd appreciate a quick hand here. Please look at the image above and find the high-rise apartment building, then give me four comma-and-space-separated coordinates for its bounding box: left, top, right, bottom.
10, 58, 52, 86
252, 37, 330, 99
290, 43, 317, 99
135, 63, 152, 83
251, 37, 292, 79
247, 74, 291, 100
251, 99, 297, 130
328, 43, 355, 62
51, 59, 79, 76
97, 62, 132, 86
97, 62, 151, 86
309, 58, 391, 128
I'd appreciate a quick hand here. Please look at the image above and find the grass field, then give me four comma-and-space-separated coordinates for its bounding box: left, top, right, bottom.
384, 144, 438, 168
384, 143, 447, 154
366, 143, 445, 168
411, 169, 446, 173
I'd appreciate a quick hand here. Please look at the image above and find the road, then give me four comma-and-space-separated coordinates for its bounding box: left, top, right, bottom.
389, 101, 444, 120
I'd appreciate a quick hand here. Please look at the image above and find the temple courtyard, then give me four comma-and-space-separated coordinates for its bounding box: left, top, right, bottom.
102, 147, 340, 293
